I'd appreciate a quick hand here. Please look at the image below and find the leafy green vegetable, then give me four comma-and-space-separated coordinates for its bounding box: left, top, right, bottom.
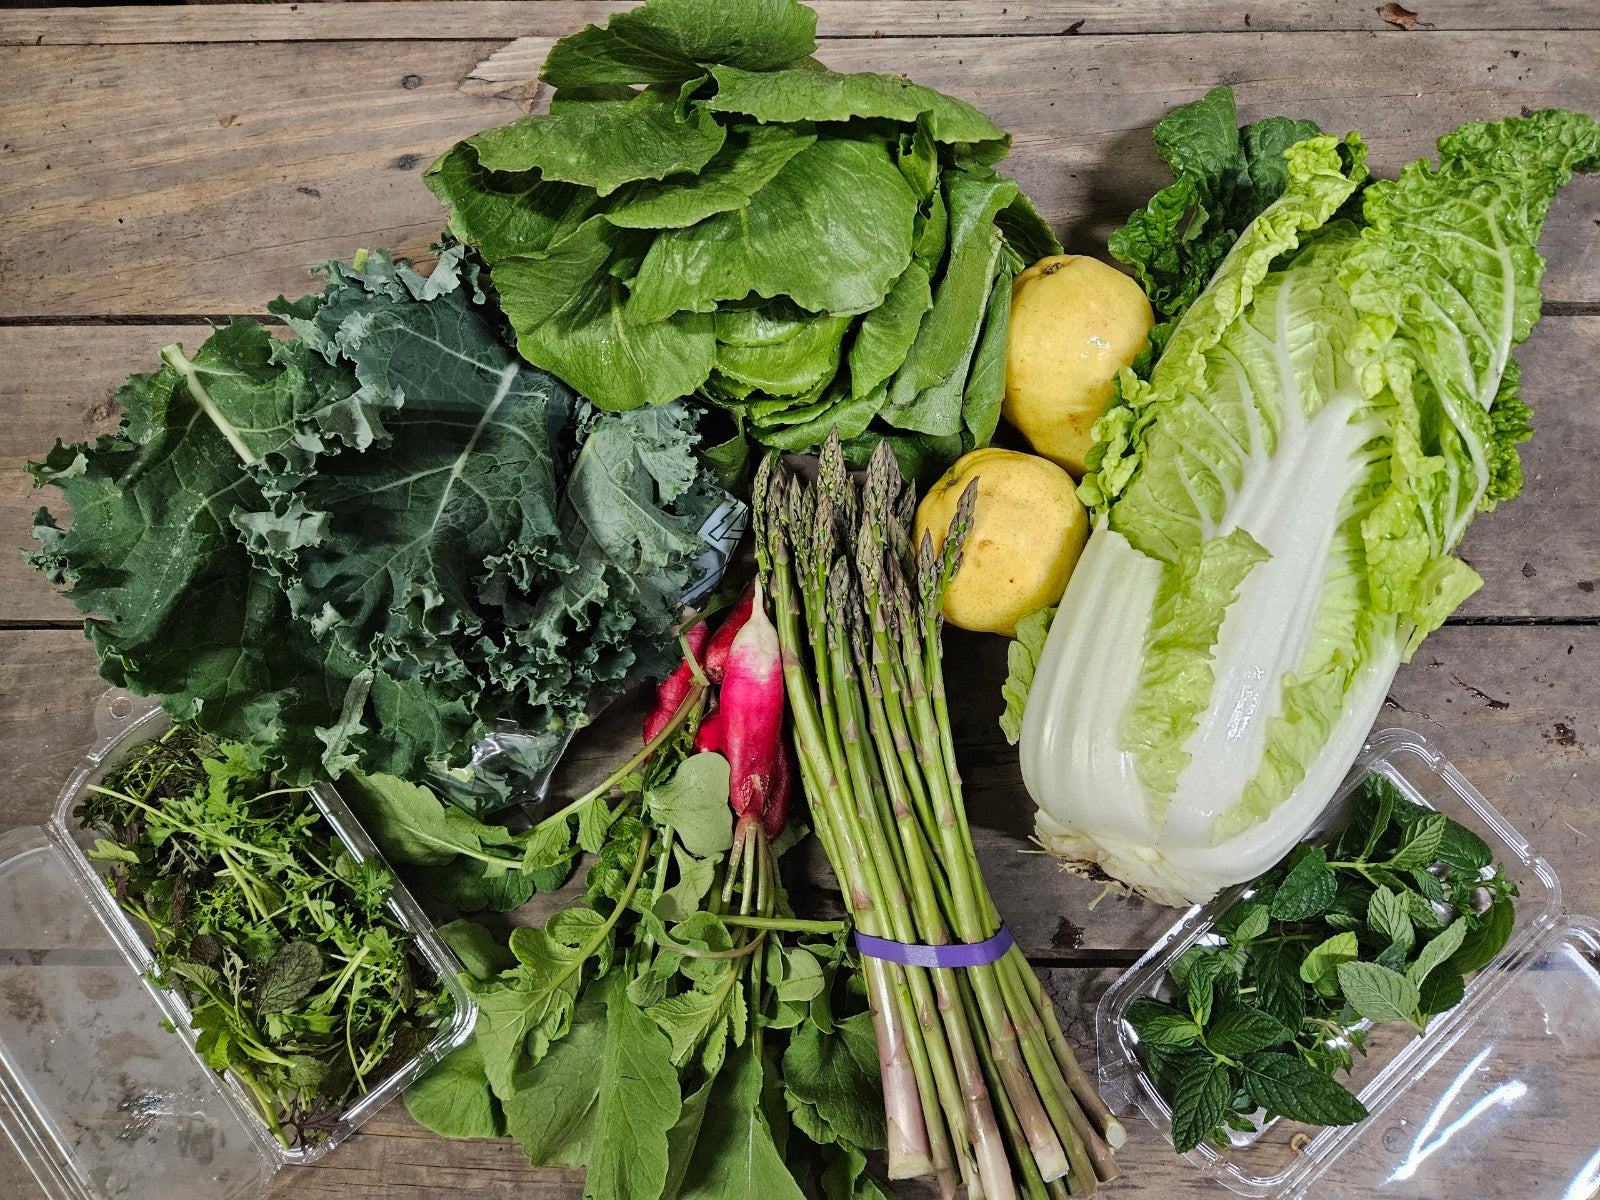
403, 696, 883, 1200
425, 0, 1057, 475
1027, 101, 1599, 905
29, 245, 736, 809
1109, 86, 1326, 335
999, 606, 1055, 745
77, 723, 454, 1149
646, 751, 734, 857
1127, 773, 1518, 1154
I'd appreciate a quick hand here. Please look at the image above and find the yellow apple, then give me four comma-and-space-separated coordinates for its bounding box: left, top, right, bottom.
914, 448, 1089, 636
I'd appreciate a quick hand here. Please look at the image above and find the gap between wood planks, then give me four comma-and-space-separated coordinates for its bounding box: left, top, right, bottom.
3, 1, 1597, 47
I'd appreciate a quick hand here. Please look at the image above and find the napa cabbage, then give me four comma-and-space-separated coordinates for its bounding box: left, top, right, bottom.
1018, 108, 1600, 905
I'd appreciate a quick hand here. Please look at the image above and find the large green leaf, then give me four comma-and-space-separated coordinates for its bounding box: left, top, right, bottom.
25, 317, 476, 783
715, 313, 853, 397
468, 88, 727, 197
845, 262, 932, 399
707, 62, 1006, 148
490, 405, 710, 715
677, 1045, 808, 1200
881, 165, 1016, 436
29, 244, 728, 797
605, 123, 817, 229
627, 135, 918, 321
250, 258, 578, 680
541, 0, 818, 90
492, 217, 718, 409
426, 143, 598, 262
1108, 86, 1326, 325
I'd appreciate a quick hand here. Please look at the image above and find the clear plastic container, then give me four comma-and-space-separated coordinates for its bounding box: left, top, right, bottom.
0, 697, 478, 1200
1097, 726, 1600, 1199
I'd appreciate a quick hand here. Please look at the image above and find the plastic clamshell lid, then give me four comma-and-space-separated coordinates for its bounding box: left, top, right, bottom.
0, 826, 275, 1200
1097, 727, 1600, 1199
0, 697, 477, 1200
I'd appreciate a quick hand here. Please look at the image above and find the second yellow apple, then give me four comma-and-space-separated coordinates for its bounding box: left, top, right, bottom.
914, 448, 1088, 637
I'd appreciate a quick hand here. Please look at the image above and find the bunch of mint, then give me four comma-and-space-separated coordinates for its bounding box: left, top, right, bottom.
1127, 774, 1518, 1154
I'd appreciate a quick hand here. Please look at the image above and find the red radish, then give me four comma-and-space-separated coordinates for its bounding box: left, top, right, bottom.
694, 706, 726, 755
701, 586, 755, 684
762, 738, 793, 840
719, 582, 784, 828
642, 619, 709, 742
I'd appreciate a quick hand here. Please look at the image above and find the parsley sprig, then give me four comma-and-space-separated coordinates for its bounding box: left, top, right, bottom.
78, 724, 453, 1149
1128, 774, 1519, 1154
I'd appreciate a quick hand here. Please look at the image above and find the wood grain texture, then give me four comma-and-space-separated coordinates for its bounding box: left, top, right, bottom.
6, 1, 1599, 46
7, 317, 1597, 627
2, 31, 1597, 318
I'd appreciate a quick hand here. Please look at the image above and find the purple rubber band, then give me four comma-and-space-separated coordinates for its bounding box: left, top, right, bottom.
854, 925, 1014, 969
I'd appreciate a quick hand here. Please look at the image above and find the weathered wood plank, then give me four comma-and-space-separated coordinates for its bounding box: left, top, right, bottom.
7, 317, 1598, 627
1, 32, 1597, 319
7, 1, 1599, 47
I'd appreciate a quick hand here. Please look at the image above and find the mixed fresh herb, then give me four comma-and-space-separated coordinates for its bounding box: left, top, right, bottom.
29, 245, 736, 809
1125, 774, 1519, 1154
78, 724, 454, 1149
387, 602, 897, 1200
426, 0, 1058, 483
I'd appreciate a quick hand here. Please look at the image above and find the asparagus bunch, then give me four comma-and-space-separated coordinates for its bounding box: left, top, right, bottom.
756, 435, 1124, 1200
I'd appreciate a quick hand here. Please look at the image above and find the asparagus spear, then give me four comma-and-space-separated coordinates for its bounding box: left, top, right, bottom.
758, 435, 1121, 1198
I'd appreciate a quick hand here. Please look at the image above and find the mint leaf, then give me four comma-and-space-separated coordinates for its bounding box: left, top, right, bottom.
1375, 941, 1410, 974
1418, 966, 1466, 1018
1250, 941, 1307, 1032
1241, 1052, 1368, 1126
1300, 932, 1360, 994
1435, 818, 1493, 872
1404, 889, 1447, 929
1170, 1055, 1234, 1154
1385, 812, 1447, 870
1449, 893, 1515, 974
1336, 961, 1421, 1027
1206, 1002, 1294, 1058
1224, 902, 1271, 946
1407, 918, 1471, 989
1367, 887, 1414, 952
1185, 954, 1230, 1024
1125, 998, 1203, 1047
1145, 1042, 1209, 1098
1357, 780, 1396, 860
1270, 847, 1338, 921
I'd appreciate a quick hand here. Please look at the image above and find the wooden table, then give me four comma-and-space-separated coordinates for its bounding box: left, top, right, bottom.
2, 2, 1597, 1196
